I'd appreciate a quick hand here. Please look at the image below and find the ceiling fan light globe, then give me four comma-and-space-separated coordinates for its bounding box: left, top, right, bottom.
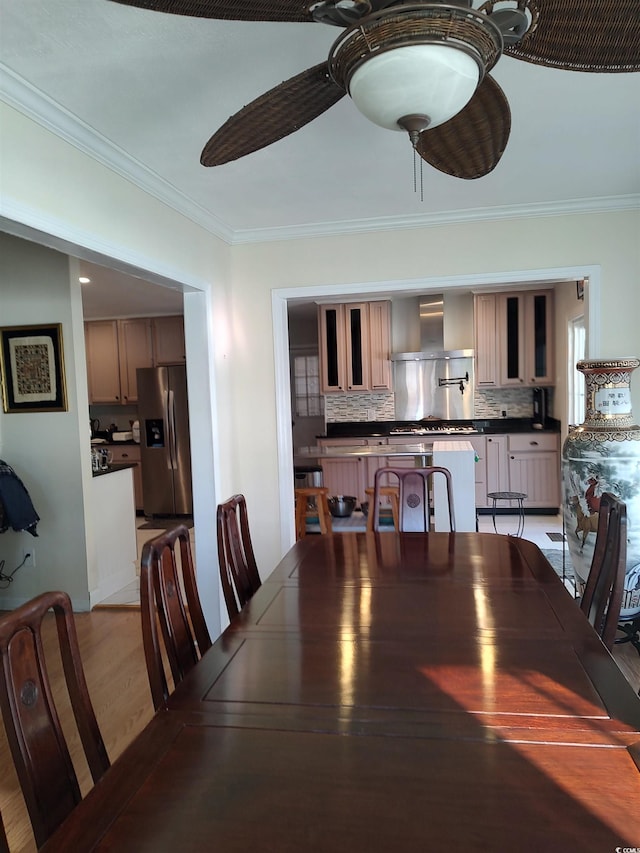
348, 45, 480, 131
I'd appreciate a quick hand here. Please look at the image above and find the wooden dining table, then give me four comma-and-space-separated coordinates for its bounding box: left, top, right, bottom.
43, 532, 640, 852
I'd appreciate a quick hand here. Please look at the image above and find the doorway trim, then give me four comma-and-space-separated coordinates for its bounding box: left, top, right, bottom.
273, 265, 601, 552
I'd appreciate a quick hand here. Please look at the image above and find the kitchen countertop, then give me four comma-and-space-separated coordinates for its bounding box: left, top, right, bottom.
322, 417, 560, 439
91, 439, 140, 447
91, 462, 137, 478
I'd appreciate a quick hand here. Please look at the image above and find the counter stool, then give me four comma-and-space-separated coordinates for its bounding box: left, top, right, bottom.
365, 485, 400, 532
487, 491, 527, 537
295, 487, 332, 539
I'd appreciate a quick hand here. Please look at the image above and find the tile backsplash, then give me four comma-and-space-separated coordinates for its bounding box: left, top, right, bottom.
324, 387, 551, 422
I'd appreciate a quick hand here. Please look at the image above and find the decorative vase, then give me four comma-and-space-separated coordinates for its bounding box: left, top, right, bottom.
562, 357, 640, 619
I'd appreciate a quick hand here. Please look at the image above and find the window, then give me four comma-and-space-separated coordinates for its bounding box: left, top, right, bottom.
567, 315, 586, 427
293, 355, 323, 417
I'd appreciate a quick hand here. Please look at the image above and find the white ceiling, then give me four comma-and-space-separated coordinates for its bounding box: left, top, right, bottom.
1, 0, 639, 313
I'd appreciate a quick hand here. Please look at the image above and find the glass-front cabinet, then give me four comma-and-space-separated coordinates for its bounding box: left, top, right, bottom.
497, 290, 554, 387
318, 301, 391, 393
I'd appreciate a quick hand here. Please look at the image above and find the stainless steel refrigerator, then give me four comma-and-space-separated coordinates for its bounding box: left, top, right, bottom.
137, 365, 192, 516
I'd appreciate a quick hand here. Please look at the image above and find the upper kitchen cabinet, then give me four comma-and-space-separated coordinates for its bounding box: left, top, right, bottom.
85, 319, 152, 404
473, 293, 499, 387
475, 290, 555, 388
118, 319, 154, 402
499, 290, 554, 386
85, 320, 120, 403
152, 315, 185, 364
85, 316, 185, 404
318, 301, 391, 393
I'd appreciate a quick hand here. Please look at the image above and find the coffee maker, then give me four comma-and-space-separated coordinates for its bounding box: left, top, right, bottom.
532, 387, 548, 429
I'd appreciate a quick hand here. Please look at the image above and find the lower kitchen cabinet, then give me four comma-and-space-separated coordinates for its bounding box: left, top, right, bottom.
109, 445, 143, 511
484, 432, 560, 511
318, 437, 401, 504
318, 439, 367, 503
318, 431, 560, 512
485, 435, 510, 501
507, 433, 560, 508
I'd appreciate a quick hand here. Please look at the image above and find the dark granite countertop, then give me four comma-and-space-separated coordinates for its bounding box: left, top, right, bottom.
322, 418, 560, 439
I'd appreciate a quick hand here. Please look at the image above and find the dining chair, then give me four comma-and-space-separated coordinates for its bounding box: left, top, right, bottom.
372, 466, 456, 533
140, 523, 212, 710
217, 493, 262, 619
579, 491, 626, 650
1, 811, 10, 853
0, 590, 110, 848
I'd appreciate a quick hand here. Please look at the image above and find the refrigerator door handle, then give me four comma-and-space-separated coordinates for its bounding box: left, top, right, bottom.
168, 389, 178, 470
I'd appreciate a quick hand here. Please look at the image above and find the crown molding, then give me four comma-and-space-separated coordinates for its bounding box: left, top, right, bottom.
229, 194, 640, 244
0, 66, 234, 244
2, 65, 638, 248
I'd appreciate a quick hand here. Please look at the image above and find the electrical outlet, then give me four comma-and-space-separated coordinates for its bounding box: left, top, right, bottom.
22, 547, 35, 568
367, 408, 375, 421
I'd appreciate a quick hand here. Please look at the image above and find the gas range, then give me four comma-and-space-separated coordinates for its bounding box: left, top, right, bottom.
389, 425, 477, 435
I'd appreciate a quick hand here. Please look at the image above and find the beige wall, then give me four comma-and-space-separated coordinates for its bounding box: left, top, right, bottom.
0, 234, 91, 607
2, 102, 639, 618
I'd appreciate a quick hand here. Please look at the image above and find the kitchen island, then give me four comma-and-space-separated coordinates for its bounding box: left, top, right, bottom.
303, 418, 561, 513
298, 440, 477, 531
89, 463, 138, 607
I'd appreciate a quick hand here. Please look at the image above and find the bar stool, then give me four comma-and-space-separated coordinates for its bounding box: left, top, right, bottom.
364, 485, 400, 532
295, 487, 332, 539
487, 491, 527, 537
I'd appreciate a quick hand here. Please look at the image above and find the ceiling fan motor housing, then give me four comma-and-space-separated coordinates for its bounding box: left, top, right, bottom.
329, 4, 503, 130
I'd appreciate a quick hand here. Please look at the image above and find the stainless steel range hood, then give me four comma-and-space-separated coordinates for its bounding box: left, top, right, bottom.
391, 295, 474, 420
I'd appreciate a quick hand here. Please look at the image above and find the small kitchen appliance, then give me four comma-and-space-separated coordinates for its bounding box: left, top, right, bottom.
532, 387, 548, 429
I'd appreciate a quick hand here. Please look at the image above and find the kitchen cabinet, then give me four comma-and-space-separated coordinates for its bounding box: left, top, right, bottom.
473, 294, 499, 388
474, 290, 554, 388
484, 432, 560, 510
118, 319, 154, 403
85, 316, 186, 404
498, 290, 555, 386
485, 435, 510, 500
109, 445, 143, 511
318, 438, 367, 503
507, 432, 560, 507
368, 301, 392, 391
318, 301, 391, 393
85, 319, 153, 404
153, 315, 185, 364
85, 320, 121, 403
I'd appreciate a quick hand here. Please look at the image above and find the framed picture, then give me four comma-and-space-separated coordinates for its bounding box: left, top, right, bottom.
0, 324, 68, 413
576, 279, 585, 301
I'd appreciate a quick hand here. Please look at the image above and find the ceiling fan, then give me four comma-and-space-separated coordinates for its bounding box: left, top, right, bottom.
109, 0, 638, 180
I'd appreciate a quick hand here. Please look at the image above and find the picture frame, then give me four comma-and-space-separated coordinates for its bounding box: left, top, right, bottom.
576, 279, 585, 301
0, 323, 68, 413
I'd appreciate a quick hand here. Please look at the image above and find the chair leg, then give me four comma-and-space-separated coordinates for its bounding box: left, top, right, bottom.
318, 493, 332, 535
295, 496, 307, 540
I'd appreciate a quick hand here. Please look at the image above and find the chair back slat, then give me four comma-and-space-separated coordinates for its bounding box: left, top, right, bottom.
580, 491, 626, 649
0, 591, 109, 847
372, 467, 456, 533
140, 524, 211, 710
217, 494, 261, 619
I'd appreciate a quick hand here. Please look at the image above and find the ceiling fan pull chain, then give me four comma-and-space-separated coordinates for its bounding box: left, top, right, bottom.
412, 148, 424, 203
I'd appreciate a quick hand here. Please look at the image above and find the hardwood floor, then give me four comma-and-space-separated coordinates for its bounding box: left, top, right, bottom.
0, 608, 154, 853
1, 604, 638, 851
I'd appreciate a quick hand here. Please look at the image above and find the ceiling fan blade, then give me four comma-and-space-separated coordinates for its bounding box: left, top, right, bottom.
201, 63, 345, 166
417, 75, 511, 180
505, 0, 640, 71
107, 0, 312, 23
